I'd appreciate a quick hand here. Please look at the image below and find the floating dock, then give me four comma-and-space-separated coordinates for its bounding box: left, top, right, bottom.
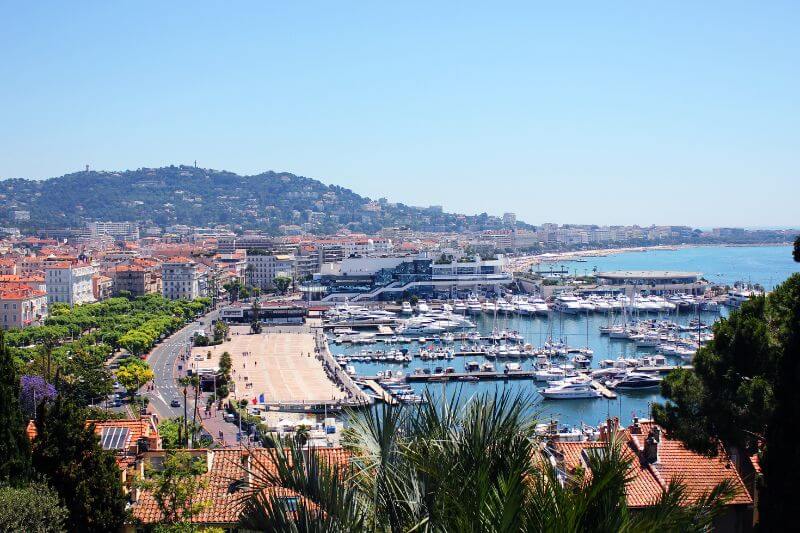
590, 380, 617, 399
363, 379, 398, 405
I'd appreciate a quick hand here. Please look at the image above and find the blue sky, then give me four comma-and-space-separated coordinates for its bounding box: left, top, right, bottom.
1, 2, 797, 227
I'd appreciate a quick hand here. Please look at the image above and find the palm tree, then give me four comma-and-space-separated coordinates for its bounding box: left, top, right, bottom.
236, 389, 735, 532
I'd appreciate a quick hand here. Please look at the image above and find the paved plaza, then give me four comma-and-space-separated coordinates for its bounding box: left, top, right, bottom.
189, 325, 347, 404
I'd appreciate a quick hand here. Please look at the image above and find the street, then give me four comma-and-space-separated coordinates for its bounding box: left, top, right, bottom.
144, 308, 220, 419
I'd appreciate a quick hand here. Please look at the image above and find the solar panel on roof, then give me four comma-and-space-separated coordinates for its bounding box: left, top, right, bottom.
100, 427, 130, 450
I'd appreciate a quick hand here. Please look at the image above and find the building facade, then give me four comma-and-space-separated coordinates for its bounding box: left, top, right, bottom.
246, 252, 295, 290
161, 258, 207, 300
45, 263, 98, 306
112, 264, 161, 297
0, 287, 48, 329
311, 254, 512, 302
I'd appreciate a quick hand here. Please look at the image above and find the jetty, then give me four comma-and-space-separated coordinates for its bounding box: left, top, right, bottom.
363, 379, 398, 405
589, 380, 617, 399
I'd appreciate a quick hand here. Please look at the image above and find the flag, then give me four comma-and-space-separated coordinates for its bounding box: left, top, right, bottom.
259, 393, 265, 403
251, 397, 257, 404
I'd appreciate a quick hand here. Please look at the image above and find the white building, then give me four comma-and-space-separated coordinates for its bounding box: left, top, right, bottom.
45, 263, 98, 306
342, 238, 393, 257
1, 287, 48, 329
161, 258, 208, 300
86, 221, 140, 241
246, 253, 295, 290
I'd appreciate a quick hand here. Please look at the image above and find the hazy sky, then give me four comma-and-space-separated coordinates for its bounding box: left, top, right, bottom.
1, 2, 798, 227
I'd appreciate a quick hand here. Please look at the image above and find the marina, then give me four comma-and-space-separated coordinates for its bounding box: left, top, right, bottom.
324, 245, 799, 427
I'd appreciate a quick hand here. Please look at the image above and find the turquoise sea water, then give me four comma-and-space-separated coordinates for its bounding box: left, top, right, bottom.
549, 244, 798, 291
333, 245, 799, 428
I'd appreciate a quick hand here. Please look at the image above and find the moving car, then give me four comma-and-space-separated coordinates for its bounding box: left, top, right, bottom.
170, 398, 181, 408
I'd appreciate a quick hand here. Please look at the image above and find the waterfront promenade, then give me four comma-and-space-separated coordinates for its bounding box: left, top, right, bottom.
190, 325, 363, 409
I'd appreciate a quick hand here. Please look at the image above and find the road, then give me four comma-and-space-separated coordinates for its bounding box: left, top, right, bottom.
144, 308, 220, 419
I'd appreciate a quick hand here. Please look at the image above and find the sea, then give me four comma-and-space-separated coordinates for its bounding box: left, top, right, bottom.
330, 245, 799, 429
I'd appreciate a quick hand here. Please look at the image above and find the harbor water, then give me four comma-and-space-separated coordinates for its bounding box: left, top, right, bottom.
331, 245, 799, 428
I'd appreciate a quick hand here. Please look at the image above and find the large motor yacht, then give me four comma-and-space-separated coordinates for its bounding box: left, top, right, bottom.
553, 294, 584, 314
540, 379, 601, 399
606, 371, 663, 390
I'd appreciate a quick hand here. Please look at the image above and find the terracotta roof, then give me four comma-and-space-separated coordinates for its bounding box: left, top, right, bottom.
550, 421, 752, 508
131, 447, 350, 525
0, 288, 46, 300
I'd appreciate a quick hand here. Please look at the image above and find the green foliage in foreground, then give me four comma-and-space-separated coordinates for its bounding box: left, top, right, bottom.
655, 272, 800, 528
32, 396, 127, 533
237, 390, 735, 532
0, 331, 30, 484
0, 482, 68, 533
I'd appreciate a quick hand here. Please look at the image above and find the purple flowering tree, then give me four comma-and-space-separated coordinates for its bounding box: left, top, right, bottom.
19, 375, 57, 419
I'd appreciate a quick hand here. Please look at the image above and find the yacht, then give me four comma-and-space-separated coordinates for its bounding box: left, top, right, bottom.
400, 301, 413, 314
540, 380, 601, 399
498, 299, 516, 314
553, 294, 583, 314
466, 295, 483, 314
415, 301, 430, 313
464, 361, 481, 372
480, 362, 495, 372
453, 299, 468, 313
530, 297, 550, 315
726, 288, 763, 308
606, 371, 662, 390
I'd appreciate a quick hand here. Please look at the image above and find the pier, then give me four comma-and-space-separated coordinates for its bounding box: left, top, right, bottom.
589, 380, 617, 399
362, 379, 398, 405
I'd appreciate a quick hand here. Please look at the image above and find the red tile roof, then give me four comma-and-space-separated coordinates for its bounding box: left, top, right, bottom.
549, 421, 752, 508
130, 447, 350, 525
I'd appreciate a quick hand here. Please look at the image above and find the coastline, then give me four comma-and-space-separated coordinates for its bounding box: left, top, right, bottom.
511, 242, 792, 269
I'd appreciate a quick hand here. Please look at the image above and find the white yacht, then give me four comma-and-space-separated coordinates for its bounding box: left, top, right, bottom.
453, 299, 467, 313
553, 295, 583, 314
466, 295, 483, 314
400, 301, 413, 314
726, 288, 763, 308
530, 297, 550, 315
415, 301, 430, 313
540, 380, 601, 399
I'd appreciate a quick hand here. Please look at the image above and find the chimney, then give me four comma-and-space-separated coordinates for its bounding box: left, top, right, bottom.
631, 416, 642, 435
644, 427, 660, 464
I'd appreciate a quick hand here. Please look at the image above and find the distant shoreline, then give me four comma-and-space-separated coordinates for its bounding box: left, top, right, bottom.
516, 242, 792, 267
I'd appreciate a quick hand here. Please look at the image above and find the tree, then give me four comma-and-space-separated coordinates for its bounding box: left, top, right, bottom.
294, 424, 310, 447
213, 321, 229, 343
272, 274, 292, 294
119, 329, 153, 357
0, 482, 68, 533
239, 390, 734, 532
116, 358, 154, 396
794, 235, 800, 262
0, 331, 30, 483
137, 451, 209, 527
19, 375, 57, 420
654, 272, 800, 528
31, 397, 126, 532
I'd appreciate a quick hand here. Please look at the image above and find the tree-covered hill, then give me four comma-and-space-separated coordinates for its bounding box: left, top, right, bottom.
0, 166, 524, 235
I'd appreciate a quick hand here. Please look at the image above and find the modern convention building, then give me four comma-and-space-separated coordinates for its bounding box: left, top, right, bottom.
308, 253, 513, 302
594, 270, 709, 295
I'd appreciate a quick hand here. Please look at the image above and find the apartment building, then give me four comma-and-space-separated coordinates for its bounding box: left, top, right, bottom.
112, 264, 161, 297
0, 286, 48, 329
45, 262, 98, 306
246, 252, 295, 290
86, 221, 140, 241
92, 274, 114, 301
161, 258, 207, 300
